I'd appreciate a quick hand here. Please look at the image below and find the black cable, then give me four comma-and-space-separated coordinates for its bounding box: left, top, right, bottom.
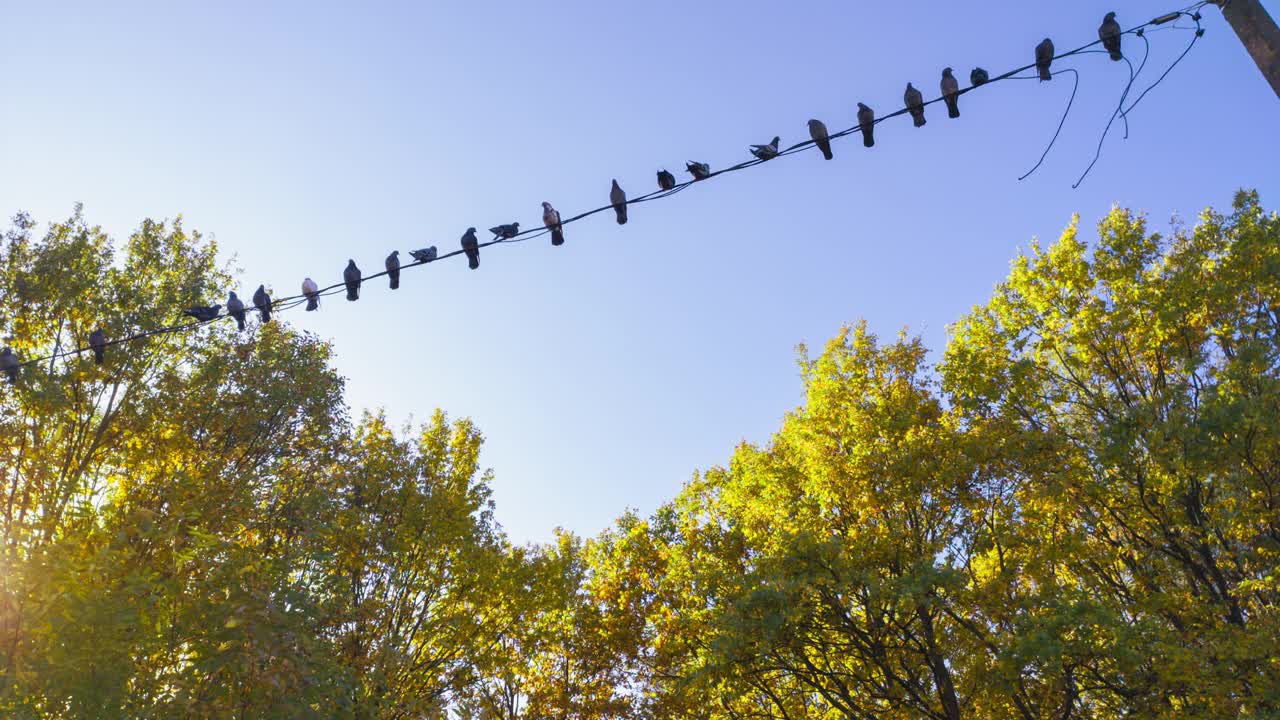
6, 7, 1201, 372
1018, 68, 1081, 181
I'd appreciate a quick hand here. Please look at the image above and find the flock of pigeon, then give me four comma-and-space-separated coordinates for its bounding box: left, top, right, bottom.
0, 14, 1128, 386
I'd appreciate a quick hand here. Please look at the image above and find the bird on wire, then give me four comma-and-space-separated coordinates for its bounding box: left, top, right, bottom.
1, 348, 18, 384
227, 291, 246, 330
1100, 12, 1122, 60
386, 251, 401, 289
610, 180, 628, 224
857, 103, 875, 146
409, 247, 437, 264
905, 83, 926, 127
970, 67, 989, 86
808, 119, 833, 160
542, 202, 565, 246
657, 169, 676, 190
253, 285, 272, 323
89, 328, 106, 365
687, 161, 711, 180
461, 228, 480, 270
184, 305, 221, 322
490, 223, 520, 241
749, 136, 781, 161
344, 260, 361, 301
302, 278, 319, 311
941, 68, 961, 118
1036, 38, 1055, 81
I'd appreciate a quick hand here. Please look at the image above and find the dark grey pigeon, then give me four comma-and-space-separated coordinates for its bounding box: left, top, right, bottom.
610, 180, 627, 224
749, 136, 780, 161
808, 119, 833, 160
461, 228, 480, 270
409, 247, 437, 264
657, 169, 676, 191
941, 68, 961, 119
302, 278, 319, 312
0, 348, 18, 384
1036, 38, 1054, 81
184, 304, 221, 323
386, 251, 400, 289
970, 67, 990, 86
857, 103, 875, 147
227, 291, 246, 330
905, 83, 926, 127
89, 328, 106, 365
542, 203, 564, 247
1100, 13, 1122, 60
686, 161, 711, 180
253, 285, 272, 323
344, 260, 361, 301
489, 223, 520, 240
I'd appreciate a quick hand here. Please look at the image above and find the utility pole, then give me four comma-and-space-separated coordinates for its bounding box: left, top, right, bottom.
1213, 0, 1280, 98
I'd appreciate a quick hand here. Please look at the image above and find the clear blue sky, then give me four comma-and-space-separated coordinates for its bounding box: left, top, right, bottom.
2, 1, 1277, 543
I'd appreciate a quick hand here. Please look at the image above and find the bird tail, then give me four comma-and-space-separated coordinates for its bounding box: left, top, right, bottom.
305, 296, 319, 312
236, 317, 246, 331
1039, 66, 1052, 81
861, 127, 874, 148
94, 350, 104, 365
347, 288, 359, 301
913, 112, 926, 128
818, 140, 833, 160
6, 370, 16, 384
260, 309, 272, 323
468, 253, 480, 270
615, 206, 628, 225
1109, 48, 1122, 61
945, 97, 960, 119
390, 275, 400, 290
552, 228, 565, 246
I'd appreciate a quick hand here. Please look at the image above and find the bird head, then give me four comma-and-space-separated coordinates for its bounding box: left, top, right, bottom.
256, 284, 265, 292
1105, 11, 1116, 20
348, 259, 356, 265
467, 227, 476, 234
771, 136, 780, 145
229, 291, 238, 300
943, 67, 953, 76
390, 250, 399, 256
542, 201, 552, 210
2, 348, 11, 356
858, 102, 869, 111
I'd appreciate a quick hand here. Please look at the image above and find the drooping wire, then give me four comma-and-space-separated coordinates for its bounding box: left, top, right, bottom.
1072, 57, 1139, 189
6, 7, 1205, 371
1122, 16, 1203, 119
1017, 68, 1081, 181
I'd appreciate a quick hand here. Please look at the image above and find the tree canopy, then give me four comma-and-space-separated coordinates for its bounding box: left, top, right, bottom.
1, 192, 1278, 718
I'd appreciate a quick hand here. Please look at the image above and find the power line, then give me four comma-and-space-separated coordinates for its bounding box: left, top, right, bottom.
5, 4, 1210, 373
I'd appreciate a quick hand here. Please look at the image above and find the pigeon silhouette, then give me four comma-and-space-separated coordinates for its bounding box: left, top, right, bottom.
542, 202, 564, 246
1036, 38, 1055, 81
302, 278, 319, 312
686, 161, 711, 180
610, 180, 627, 224
489, 223, 520, 240
941, 68, 961, 119
808, 119, 832, 160
89, 328, 106, 365
749, 136, 780, 161
344, 260, 361, 301
386, 251, 400, 289
1099, 13, 1122, 61
857, 103, 875, 147
409, 247, 437, 264
227, 291, 246, 330
657, 169, 676, 191
184, 305, 221, 323
461, 228, 480, 270
970, 67, 990, 87
0, 348, 18, 384
253, 285, 272, 323
905, 83, 926, 127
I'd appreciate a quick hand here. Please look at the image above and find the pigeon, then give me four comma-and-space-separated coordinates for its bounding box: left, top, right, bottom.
970, 67, 990, 87
657, 169, 676, 191
184, 304, 221, 323
386, 251, 401, 289
0, 348, 18, 384
302, 278, 319, 311
905, 83, 926, 127
610, 180, 627, 225
409, 247, 437, 264
89, 328, 106, 365
489, 223, 520, 240
1100, 13, 1122, 61
749, 136, 781, 161
542, 202, 564, 247
941, 68, 961, 119
461, 228, 480, 270
227, 292, 246, 330
253, 285, 272, 323
344, 260, 361, 301
686, 161, 711, 181
857, 103, 875, 147
1036, 38, 1055, 81
807, 119, 833, 160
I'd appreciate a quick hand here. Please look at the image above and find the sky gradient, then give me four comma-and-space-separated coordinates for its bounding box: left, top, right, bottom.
3, 1, 1278, 543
